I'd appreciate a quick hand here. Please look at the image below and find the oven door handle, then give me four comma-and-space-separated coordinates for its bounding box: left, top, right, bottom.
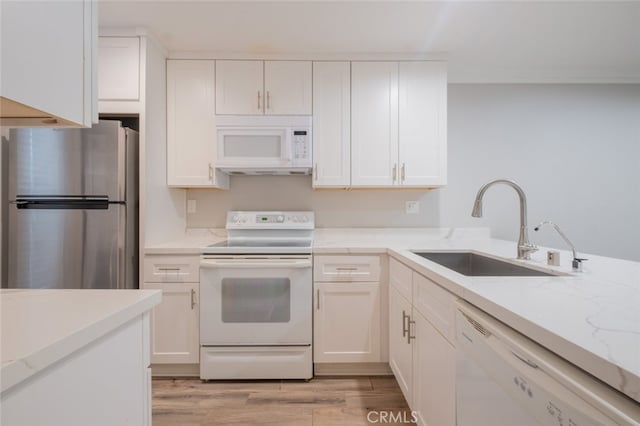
200, 259, 312, 269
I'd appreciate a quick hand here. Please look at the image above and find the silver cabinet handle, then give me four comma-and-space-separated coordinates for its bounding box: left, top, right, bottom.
401, 163, 406, 182
407, 318, 416, 344
392, 163, 397, 182
208, 163, 213, 182
316, 289, 320, 310
402, 310, 409, 337
266, 91, 271, 109
314, 163, 318, 181
257, 91, 261, 110
190, 289, 196, 310
335, 267, 358, 271
158, 267, 180, 271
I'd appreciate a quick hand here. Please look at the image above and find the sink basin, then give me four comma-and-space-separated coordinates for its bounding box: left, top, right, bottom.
412, 251, 557, 277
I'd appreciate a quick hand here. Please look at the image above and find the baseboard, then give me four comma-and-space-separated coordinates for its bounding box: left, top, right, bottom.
314, 362, 393, 376
151, 363, 199, 377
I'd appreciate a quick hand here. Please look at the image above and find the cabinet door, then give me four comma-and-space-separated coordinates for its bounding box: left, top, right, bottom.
412, 311, 456, 426
265, 61, 312, 115
167, 60, 228, 188
215, 60, 263, 115
98, 37, 140, 101
1, 0, 95, 127
145, 282, 199, 364
351, 62, 399, 186
399, 62, 447, 187
312, 62, 351, 187
314, 282, 381, 363
389, 286, 413, 405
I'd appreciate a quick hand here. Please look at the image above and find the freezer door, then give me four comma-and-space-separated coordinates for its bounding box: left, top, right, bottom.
9, 121, 126, 201
7, 203, 128, 289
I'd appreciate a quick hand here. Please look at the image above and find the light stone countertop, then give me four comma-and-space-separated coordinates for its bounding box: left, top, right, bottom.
0, 289, 162, 394
145, 228, 227, 254
144, 227, 640, 403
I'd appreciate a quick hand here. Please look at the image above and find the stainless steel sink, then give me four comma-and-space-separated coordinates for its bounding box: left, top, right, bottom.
412, 251, 558, 277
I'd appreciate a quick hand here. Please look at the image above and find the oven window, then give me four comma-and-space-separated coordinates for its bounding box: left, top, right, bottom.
221, 278, 291, 323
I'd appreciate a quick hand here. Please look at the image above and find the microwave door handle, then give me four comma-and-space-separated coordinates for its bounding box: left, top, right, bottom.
284, 130, 292, 165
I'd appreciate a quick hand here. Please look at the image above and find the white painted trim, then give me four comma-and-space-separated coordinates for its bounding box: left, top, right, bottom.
150, 364, 200, 377
169, 51, 449, 61
314, 362, 393, 376
98, 101, 142, 115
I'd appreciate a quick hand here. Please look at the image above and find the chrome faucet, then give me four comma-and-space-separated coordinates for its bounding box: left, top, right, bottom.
471, 179, 538, 260
534, 221, 586, 272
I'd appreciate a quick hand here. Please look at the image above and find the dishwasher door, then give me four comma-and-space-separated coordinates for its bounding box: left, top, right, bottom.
455, 301, 640, 426
457, 341, 539, 425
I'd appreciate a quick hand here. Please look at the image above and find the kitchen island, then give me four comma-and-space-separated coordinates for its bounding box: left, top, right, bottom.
1, 289, 161, 425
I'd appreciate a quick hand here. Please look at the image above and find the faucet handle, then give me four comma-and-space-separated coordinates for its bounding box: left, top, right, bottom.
519, 242, 539, 260
572, 258, 587, 272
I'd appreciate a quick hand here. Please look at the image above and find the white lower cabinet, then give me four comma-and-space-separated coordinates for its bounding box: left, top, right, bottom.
314, 282, 381, 362
389, 258, 457, 426
143, 255, 200, 366
389, 285, 414, 402
412, 310, 456, 426
145, 282, 199, 364
313, 255, 387, 371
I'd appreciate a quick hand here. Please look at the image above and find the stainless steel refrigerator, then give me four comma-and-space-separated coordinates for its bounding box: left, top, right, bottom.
2, 120, 138, 289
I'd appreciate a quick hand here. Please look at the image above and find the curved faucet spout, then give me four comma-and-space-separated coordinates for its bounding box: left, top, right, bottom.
471, 179, 537, 260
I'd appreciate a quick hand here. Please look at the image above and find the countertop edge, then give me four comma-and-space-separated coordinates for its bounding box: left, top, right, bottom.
1, 290, 162, 394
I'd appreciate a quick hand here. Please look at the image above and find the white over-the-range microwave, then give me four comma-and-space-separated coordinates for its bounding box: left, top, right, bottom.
215, 115, 312, 175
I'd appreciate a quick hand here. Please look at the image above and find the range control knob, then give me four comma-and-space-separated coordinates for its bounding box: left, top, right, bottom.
277, 215, 284, 223
300, 215, 308, 223
232, 215, 240, 223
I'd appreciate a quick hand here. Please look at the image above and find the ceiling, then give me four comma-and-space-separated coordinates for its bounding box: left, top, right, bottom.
99, 1, 640, 83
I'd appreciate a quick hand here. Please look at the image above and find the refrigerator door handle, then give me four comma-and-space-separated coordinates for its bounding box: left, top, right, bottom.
13, 196, 110, 210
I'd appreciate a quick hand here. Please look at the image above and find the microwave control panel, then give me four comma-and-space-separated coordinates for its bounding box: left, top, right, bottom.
291, 129, 311, 165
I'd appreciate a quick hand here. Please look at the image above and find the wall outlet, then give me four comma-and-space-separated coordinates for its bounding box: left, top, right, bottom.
187, 199, 197, 214
405, 201, 420, 214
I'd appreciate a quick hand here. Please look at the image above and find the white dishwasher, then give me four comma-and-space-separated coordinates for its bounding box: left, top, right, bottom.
456, 301, 640, 426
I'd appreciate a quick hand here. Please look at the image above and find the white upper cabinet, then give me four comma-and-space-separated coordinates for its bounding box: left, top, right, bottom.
98, 37, 140, 101
215, 60, 311, 115
351, 61, 447, 188
265, 61, 312, 115
0, 0, 96, 127
399, 62, 447, 187
312, 62, 351, 187
166, 60, 229, 188
215, 60, 263, 115
351, 62, 399, 186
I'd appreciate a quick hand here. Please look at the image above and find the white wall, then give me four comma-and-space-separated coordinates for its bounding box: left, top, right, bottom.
186, 84, 640, 261
441, 84, 640, 261
142, 37, 186, 245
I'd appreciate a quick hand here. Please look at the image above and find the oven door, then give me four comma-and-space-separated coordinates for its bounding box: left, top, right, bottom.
199, 255, 312, 345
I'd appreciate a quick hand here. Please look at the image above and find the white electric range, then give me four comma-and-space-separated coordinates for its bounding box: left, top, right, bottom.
199, 211, 314, 380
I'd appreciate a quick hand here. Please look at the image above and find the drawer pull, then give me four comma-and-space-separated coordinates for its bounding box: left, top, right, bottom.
158, 267, 180, 271
335, 267, 358, 271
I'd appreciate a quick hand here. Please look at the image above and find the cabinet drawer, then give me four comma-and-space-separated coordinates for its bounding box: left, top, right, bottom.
412, 272, 456, 344
314, 256, 381, 282
143, 255, 199, 283
389, 258, 412, 302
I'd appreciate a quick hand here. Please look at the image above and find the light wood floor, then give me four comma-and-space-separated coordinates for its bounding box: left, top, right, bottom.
152, 376, 415, 425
